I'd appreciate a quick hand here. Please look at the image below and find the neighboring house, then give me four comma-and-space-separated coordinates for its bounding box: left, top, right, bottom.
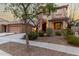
38, 5, 69, 31
0, 18, 34, 33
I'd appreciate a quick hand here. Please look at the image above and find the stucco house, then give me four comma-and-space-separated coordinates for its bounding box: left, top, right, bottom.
0, 5, 69, 33
38, 5, 69, 32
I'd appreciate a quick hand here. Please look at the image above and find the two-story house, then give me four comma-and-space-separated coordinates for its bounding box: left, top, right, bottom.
0, 5, 69, 33
38, 5, 69, 31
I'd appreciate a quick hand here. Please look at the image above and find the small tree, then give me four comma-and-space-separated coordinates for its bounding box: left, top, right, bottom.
5, 3, 34, 49
26, 3, 57, 32
5, 3, 57, 49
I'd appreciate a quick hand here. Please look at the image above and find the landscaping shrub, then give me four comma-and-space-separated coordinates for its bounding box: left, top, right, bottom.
55, 31, 62, 36
66, 35, 79, 46
66, 28, 74, 35
28, 31, 38, 40
61, 29, 67, 36
22, 35, 26, 39
38, 30, 44, 37
46, 28, 53, 36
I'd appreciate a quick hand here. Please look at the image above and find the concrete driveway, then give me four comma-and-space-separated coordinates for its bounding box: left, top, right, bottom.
0, 33, 25, 44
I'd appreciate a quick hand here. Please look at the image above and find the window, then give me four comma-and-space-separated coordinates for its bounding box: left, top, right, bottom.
54, 22, 62, 30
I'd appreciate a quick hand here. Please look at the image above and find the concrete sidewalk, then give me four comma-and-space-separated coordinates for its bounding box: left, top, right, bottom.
29, 41, 79, 55
14, 40, 79, 56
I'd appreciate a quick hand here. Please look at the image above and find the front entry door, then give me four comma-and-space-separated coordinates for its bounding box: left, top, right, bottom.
42, 22, 46, 32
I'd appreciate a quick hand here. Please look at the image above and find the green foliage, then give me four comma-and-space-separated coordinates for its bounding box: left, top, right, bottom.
61, 29, 67, 36
66, 28, 74, 36
46, 3, 57, 15
46, 28, 53, 36
38, 30, 44, 37
6, 3, 57, 31
65, 35, 79, 46
38, 28, 53, 37
76, 22, 79, 26
6, 3, 57, 20
28, 31, 38, 40
39, 3, 57, 15
55, 31, 62, 36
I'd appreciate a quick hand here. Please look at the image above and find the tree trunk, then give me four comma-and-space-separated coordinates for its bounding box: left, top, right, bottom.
24, 20, 30, 50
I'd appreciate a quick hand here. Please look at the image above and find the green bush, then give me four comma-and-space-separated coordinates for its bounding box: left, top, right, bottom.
66, 35, 79, 46
46, 28, 53, 36
22, 35, 26, 39
28, 31, 38, 40
38, 30, 44, 37
66, 28, 74, 35
55, 31, 62, 36
61, 29, 67, 36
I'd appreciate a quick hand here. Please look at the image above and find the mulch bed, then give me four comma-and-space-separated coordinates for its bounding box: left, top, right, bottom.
0, 42, 75, 56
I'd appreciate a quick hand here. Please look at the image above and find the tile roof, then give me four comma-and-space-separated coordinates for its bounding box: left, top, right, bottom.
48, 17, 69, 22
56, 5, 68, 9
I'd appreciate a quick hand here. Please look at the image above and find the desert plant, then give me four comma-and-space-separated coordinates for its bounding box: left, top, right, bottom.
38, 30, 44, 37
28, 31, 38, 40
66, 28, 74, 36
65, 35, 79, 46
46, 28, 53, 36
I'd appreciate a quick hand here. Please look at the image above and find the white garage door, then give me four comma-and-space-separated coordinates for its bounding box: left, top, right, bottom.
9, 26, 22, 33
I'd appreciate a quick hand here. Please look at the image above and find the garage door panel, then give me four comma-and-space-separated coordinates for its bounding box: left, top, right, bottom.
9, 26, 22, 33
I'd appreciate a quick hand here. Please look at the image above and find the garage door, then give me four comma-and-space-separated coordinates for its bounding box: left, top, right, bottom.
9, 26, 22, 33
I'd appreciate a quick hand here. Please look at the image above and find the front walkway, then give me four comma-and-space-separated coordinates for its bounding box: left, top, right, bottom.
0, 33, 79, 55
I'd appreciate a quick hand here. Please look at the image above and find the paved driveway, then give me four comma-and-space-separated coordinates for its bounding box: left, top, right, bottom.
0, 33, 79, 55
0, 33, 25, 44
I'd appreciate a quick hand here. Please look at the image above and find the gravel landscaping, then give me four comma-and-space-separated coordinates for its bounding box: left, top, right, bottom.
35, 36, 69, 45
0, 42, 75, 56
